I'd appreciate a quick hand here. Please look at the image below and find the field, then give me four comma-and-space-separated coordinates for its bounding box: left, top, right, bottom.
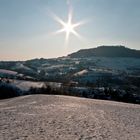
0, 95, 140, 140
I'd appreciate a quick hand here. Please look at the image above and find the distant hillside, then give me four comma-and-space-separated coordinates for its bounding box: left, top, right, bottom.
68, 46, 140, 58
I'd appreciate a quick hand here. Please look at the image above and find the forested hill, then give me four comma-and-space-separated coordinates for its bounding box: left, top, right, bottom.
68, 46, 140, 58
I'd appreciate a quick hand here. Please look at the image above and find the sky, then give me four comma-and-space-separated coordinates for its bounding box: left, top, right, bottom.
0, 0, 140, 60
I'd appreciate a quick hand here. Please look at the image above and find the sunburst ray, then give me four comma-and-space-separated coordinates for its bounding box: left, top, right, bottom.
50, 9, 85, 43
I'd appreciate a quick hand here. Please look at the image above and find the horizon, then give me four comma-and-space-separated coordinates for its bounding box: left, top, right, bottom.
0, 0, 140, 60
0, 45, 139, 61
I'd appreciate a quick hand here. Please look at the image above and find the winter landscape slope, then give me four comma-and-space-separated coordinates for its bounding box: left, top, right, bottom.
0, 95, 140, 140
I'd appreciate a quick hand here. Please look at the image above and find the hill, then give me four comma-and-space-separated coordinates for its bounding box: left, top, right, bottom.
0, 95, 140, 140
68, 46, 140, 58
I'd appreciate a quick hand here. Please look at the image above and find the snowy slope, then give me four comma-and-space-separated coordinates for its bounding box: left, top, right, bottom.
0, 95, 140, 140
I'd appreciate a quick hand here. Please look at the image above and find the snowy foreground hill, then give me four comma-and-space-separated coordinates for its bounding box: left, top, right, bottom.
0, 95, 140, 140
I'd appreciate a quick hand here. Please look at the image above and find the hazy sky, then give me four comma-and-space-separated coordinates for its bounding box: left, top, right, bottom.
0, 0, 140, 60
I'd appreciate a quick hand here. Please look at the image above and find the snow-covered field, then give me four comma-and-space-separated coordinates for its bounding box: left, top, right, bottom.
12, 80, 44, 91
0, 95, 140, 140
9, 80, 61, 91
0, 69, 17, 75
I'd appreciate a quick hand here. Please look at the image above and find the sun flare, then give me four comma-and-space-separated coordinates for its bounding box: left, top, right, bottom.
51, 10, 85, 43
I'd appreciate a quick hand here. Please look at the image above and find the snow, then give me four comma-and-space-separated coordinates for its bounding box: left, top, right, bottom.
74, 69, 88, 76
0, 95, 140, 140
0, 69, 17, 75
10, 80, 62, 91
12, 63, 32, 71
12, 80, 44, 91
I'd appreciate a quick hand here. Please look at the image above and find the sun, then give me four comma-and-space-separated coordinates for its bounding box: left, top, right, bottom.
57, 12, 80, 41
63, 19, 75, 41
51, 10, 85, 43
